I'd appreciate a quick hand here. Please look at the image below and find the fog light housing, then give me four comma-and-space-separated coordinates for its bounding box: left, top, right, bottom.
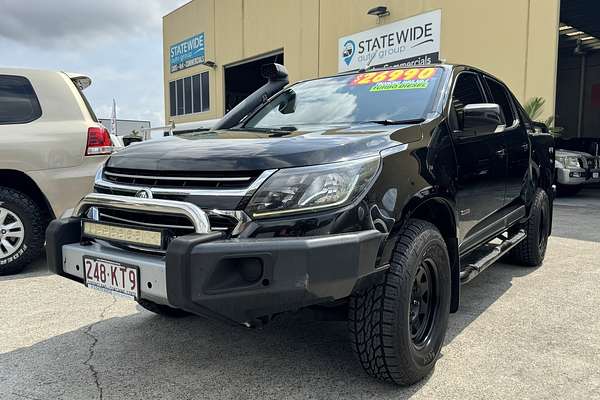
240, 258, 263, 283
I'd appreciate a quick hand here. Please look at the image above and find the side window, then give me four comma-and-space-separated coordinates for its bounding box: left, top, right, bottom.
0, 75, 42, 124
484, 77, 515, 126
451, 73, 485, 128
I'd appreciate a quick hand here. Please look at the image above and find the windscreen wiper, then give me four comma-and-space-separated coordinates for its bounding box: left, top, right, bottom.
366, 118, 426, 126
234, 126, 296, 133
234, 126, 298, 136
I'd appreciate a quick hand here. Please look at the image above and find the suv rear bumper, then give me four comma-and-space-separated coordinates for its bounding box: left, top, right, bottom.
47, 218, 386, 325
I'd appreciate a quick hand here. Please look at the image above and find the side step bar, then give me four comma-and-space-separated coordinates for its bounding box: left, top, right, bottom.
459, 230, 527, 284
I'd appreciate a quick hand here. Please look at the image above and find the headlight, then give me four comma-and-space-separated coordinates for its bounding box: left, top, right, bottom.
556, 155, 581, 169
246, 156, 380, 218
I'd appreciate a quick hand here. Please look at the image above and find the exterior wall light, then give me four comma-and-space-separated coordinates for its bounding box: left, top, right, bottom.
368, 6, 390, 20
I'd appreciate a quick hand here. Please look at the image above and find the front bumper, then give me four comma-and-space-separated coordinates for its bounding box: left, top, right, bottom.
47, 218, 385, 325
556, 167, 587, 185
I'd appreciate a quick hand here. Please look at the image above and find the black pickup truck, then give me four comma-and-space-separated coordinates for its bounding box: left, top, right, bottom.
47, 64, 555, 385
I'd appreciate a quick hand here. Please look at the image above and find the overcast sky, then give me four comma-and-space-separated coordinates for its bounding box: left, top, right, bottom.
0, 0, 188, 127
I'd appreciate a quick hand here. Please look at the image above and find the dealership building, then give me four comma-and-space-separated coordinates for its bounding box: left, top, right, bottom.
163, 0, 600, 139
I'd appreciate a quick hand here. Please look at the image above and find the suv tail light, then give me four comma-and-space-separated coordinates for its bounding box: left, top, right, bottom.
86, 127, 113, 156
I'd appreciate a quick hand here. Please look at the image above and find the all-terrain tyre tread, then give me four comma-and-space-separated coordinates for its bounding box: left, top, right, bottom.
348, 219, 448, 385
0, 187, 47, 275
511, 189, 549, 267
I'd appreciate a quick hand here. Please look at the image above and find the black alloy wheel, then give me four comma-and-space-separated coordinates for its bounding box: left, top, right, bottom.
410, 259, 439, 348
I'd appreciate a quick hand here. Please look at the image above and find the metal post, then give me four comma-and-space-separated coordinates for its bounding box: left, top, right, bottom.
577, 53, 586, 138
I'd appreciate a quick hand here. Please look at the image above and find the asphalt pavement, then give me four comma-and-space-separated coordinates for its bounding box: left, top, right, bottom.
1, 188, 599, 399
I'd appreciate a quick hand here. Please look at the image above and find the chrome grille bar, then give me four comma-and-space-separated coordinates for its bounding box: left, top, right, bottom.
104, 171, 253, 182
95, 168, 277, 197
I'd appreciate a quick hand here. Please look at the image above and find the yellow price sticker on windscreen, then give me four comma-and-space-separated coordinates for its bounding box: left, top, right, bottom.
351, 67, 437, 86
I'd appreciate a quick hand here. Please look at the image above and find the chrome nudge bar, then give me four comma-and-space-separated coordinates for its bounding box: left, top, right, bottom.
73, 193, 211, 233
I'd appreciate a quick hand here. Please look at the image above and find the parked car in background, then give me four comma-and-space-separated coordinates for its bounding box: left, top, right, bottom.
48, 64, 555, 385
555, 137, 600, 195
0, 68, 116, 275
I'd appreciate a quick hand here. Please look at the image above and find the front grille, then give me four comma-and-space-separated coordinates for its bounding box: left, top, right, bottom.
97, 208, 239, 235
94, 186, 186, 201
97, 207, 195, 239
103, 167, 261, 190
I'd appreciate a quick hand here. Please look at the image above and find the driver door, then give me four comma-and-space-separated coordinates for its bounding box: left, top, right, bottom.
449, 72, 508, 251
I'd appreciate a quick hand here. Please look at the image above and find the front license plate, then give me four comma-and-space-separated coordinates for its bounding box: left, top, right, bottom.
83, 256, 139, 299
593, 172, 599, 179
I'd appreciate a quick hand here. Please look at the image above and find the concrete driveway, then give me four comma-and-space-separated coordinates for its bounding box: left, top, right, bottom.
1, 189, 599, 399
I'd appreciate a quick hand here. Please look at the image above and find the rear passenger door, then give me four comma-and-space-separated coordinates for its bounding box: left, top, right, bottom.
449, 72, 508, 248
483, 76, 530, 208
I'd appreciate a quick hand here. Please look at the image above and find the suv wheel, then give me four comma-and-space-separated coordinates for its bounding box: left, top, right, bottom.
0, 188, 46, 275
511, 188, 550, 267
348, 219, 451, 385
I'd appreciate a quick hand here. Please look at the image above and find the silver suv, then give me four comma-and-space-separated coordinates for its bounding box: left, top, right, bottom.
0, 68, 114, 274
555, 148, 599, 195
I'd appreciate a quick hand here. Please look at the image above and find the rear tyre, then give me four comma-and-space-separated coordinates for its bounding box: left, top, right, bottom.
0, 187, 46, 276
137, 299, 190, 318
348, 219, 451, 386
511, 189, 550, 267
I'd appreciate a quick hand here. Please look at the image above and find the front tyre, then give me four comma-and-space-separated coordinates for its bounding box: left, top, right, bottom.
349, 219, 451, 385
511, 188, 550, 267
0, 188, 46, 276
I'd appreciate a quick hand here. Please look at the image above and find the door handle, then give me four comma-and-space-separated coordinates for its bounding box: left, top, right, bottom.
495, 149, 506, 157
521, 143, 529, 152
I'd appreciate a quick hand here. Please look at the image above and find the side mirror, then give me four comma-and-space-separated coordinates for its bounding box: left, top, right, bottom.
531, 121, 549, 134
461, 103, 506, 136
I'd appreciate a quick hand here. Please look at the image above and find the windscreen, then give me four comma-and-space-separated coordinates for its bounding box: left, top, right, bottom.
244, 67, 443, 129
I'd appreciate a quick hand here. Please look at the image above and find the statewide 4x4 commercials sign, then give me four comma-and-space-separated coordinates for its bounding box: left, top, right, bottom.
170, 33, 205, 73
338, 10, 441, 72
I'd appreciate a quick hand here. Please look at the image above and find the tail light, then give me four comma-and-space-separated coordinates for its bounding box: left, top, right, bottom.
86, 127, 113, 156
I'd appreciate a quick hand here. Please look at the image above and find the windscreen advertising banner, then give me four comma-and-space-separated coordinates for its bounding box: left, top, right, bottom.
170, 33, 205, 73
338, 10, 441, 72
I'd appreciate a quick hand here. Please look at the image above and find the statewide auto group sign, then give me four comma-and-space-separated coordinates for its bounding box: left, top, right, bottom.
338, 10, 441, 72
170, 33, 205, 73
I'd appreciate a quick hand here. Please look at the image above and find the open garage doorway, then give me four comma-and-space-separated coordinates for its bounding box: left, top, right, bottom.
554, 0, 600, 198
557, 0, 600, 140
224, 51, 284, 113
